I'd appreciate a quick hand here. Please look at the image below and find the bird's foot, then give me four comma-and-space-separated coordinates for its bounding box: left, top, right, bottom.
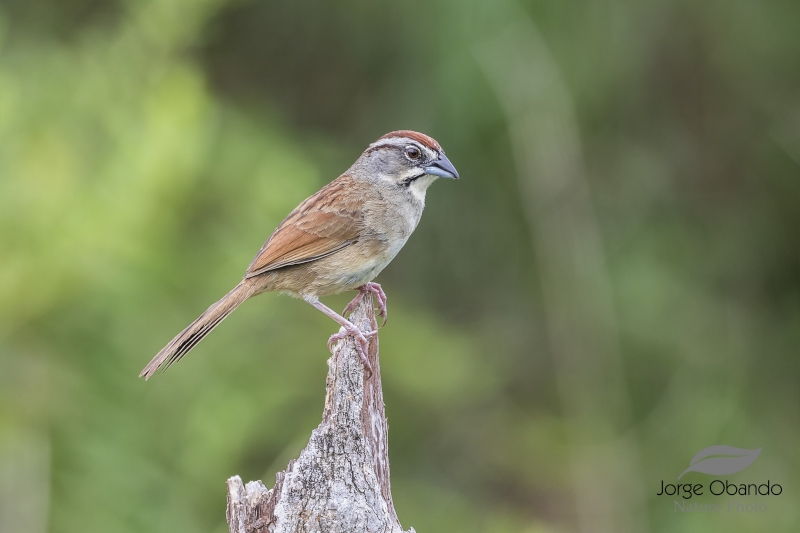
343, 282, 388, 326
327, 324, 377, 373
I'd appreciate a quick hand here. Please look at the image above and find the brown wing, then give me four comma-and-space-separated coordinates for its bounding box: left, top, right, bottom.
245, 176, 363, 278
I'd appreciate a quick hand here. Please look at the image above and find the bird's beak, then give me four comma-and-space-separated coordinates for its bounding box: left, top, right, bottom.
423, 153, 459, 179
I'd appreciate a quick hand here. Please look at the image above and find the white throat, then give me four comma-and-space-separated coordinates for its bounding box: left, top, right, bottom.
408, 174, 437, 204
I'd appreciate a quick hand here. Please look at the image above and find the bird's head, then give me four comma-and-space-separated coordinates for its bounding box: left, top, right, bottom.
356, 130, 459, 196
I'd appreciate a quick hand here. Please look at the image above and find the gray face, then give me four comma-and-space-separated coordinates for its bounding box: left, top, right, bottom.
357, 136, 459, 195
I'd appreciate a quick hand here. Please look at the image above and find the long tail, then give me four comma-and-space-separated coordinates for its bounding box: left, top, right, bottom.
140, 281, 256, 380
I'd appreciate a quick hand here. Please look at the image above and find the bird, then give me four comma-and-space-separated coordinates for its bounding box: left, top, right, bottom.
139, 130, 458, 380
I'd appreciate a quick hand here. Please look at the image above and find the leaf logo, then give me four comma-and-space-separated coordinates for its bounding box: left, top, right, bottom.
678, 445, 761, 480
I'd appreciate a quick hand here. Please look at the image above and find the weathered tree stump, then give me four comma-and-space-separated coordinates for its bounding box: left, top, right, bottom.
225, 297, 413, 533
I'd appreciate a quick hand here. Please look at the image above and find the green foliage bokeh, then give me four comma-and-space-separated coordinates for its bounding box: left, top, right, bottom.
0, 1, 798, 532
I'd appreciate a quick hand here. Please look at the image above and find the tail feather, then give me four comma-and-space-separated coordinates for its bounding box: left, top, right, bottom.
140, 281, 255, 380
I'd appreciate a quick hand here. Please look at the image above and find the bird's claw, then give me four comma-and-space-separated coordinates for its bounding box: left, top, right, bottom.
327, 324, 377, 373
343, 282, 388, 326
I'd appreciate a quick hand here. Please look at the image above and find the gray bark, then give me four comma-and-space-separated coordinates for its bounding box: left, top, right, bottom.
225, 298, 413, 533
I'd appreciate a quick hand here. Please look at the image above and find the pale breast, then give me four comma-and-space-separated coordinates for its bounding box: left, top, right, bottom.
273, 182, 427, 297
291, 242, 388, 296
312, 189, 424, 295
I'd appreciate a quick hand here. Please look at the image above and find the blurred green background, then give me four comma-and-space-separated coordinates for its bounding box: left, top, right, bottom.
0, 0, 798, 532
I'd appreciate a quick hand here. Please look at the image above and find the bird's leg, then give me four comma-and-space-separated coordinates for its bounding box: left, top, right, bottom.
343, 282, 388, 326
305, 296, 375, 372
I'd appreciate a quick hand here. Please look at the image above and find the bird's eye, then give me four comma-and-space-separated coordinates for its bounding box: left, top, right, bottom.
405, 146, 421, 160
